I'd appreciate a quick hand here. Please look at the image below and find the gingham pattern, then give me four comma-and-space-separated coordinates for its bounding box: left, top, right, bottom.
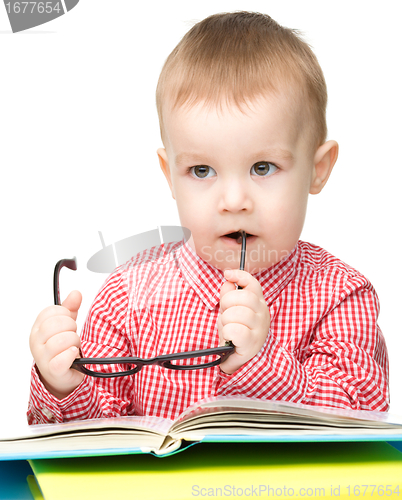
28, 240, 389, 424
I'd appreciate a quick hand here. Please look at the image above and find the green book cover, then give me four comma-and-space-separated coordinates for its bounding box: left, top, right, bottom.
29, 441, 402, 500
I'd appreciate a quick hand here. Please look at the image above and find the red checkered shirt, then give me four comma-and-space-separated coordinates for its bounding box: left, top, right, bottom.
28, 240, 389, 424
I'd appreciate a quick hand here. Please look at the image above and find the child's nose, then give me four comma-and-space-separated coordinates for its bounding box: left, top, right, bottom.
218, 178, 253, 213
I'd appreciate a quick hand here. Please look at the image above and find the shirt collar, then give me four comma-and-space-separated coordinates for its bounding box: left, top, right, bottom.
177, 241, 300, 310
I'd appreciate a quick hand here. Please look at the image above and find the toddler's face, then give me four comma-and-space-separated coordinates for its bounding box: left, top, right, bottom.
158, 94, 336, 273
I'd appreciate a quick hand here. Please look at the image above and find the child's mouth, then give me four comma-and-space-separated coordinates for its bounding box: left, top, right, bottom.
223, 231, 254, 244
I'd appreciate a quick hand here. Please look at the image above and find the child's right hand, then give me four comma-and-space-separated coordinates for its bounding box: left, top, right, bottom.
29, 290, 84, 400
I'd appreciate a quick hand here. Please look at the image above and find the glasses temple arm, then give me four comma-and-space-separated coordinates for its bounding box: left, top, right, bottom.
53, 257, 78, 306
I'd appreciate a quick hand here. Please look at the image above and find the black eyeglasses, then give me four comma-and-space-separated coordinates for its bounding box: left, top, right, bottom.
54, 232, 247, 378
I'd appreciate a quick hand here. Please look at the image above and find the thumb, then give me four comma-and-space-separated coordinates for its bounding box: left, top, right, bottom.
61, 290, 82, 320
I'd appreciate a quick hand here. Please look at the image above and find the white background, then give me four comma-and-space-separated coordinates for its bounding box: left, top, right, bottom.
0, 0, 400, 434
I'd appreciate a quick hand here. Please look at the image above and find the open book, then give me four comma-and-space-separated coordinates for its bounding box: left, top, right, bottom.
1, 396, 402, 460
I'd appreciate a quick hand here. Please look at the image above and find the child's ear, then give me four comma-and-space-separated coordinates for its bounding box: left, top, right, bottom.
157, 148, 175, 200
310, 140, 339, 195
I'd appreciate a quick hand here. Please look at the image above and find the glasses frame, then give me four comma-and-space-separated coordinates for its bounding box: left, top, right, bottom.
70, 347, 235, 378
53, 231, 246, 378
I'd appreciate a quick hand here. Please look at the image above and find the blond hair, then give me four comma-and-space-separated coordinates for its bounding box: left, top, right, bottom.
156, 11, 328, 151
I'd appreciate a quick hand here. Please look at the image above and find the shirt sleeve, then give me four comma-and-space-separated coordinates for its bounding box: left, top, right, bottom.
27, 266, 137, 425
212, 270, 390, 411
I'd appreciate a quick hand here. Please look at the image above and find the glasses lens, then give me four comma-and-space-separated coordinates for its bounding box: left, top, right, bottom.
167, 353, 222, 369
79, 363, 139, 377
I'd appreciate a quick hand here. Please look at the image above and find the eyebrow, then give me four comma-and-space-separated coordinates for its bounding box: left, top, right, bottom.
175, 152, 212, 166
175, 148, 294, 166
252, 148, 295, 162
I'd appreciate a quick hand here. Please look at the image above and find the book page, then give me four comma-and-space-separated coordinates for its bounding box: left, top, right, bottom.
0, 415, 174, 459
169, 396, 402, 439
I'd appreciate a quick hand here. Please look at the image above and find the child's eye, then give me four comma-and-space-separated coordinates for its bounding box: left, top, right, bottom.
190, 165, 217, 179
251, 161, 278, 177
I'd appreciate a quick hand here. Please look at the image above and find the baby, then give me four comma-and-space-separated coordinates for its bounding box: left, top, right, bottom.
28, 12, 389, 424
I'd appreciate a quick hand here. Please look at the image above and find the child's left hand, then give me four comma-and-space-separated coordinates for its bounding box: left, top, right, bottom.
218, 269, 270, 375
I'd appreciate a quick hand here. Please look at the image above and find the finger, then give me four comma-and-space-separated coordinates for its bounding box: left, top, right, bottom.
220, 305, 257, 330
223, 269, 263, 295
42, 331, 81, 363
217, 312, 226, 345
219, 288, 261, 314
219, 280, 236, 308
34, 315, 78, 344
220, 323, 250, 352
48, 346, 81, 378
217, 313, 222, 335
31, 302, 78, 335
61, 290, 82, 321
